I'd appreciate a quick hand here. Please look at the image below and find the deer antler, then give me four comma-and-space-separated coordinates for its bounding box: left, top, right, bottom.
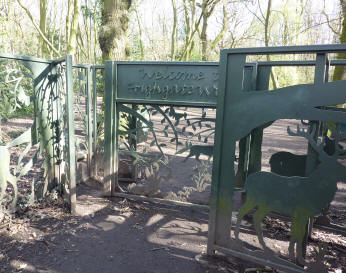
287, 124, 327, 158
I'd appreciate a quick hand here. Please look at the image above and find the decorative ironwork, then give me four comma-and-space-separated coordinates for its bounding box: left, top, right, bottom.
0, 53, 76, 214
208, 44, 346, 273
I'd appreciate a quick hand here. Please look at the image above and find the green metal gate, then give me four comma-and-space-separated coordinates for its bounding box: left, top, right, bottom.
0, 53, 77, 214
208, 44, 346, 273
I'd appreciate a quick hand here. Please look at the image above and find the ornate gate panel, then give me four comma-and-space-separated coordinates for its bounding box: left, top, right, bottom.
207, 45, 346, 272
0, 54, 76, 214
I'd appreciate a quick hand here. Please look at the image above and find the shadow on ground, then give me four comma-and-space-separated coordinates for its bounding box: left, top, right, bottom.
0, 181, 243, 273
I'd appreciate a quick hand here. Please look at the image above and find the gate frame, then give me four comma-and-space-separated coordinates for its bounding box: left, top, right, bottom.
0, 53, 77, 214
103, 61, 260, 198
207, 44, 346, 273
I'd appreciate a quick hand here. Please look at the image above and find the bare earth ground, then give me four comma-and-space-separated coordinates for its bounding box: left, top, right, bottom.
0, 181, 345, 273
1, 111, 346, 272
0, 182, 241, 273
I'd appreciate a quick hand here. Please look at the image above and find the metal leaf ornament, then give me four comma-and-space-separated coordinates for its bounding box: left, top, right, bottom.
0, 146, 18, 210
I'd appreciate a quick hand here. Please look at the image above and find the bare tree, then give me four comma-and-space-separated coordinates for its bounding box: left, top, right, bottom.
199, 0, 221, 60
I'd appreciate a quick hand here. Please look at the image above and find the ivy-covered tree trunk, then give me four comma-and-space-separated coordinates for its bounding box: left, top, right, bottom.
99, 0, 132, 62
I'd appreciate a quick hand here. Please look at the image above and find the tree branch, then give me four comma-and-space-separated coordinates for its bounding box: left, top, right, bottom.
16, 0, 60, 56
210, 3, 228, 50
322, 0, 341, 35
243, 2, 264, 25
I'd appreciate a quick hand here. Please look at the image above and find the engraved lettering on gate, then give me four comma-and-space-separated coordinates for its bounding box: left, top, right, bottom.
126, 67, 217, 101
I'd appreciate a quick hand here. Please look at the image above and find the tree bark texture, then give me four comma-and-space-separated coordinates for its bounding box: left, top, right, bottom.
67, 0, 81, 56
40, 0, 48, 57
170, 0, 177, 60
200, 0, 220, 61
99, 0, 132, 62
333, 0, 346, 81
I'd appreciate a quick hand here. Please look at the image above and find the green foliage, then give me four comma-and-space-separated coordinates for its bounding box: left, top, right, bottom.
0, 60, 33, 120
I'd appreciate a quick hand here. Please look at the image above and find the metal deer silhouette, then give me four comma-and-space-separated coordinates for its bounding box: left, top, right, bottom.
269, 135, 344, 177
235, 125, 346, 265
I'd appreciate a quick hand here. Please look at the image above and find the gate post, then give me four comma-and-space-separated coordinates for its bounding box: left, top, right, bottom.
104, 61, 115, 196
86, 66, 93, 176
66, 55, 77, 215
207, 52, 247, 253
92, 67, 98, 177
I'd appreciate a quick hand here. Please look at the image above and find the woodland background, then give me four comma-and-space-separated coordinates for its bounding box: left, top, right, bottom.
0, 0, 345, 64
0, 0, 345, 125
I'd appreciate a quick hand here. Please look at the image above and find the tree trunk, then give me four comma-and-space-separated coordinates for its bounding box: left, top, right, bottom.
333, 0, 346, 81
200, 0, 220, 61
264, 0, 278, 89
201, 14, 208, 60
67, 0, 81, 56
40, 0, 48, 57
170, 0, 177, 60
66, 0, 73, 46
98, 0, 132, 62
134, 0, 144, 60
210, 3, 227, 52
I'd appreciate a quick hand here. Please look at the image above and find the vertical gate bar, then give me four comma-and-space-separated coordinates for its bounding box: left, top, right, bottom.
130, 104, 137, 181
305, 53, 327, 175
113, 101, 119, 193
87, 66, 93, 176
104, 61, 114, 196
247, 66, 271, 175
112, 63, 119, 193
235, 65, 257, 188
92, 67, 97, 177
207, 52, 247, 253
52, 64, 60, 185
302, 53, 328, 259
129, 105, 137, 151
66, 55, 77, 215
243, 64, 258, 178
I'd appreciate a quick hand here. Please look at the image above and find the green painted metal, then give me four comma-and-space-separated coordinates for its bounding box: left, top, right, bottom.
104, 61, 256, 195
247, 66, 271, 176
235, 64, 258, 188
220, 43, 346, 54
87, 67, 93, 176
305, 54, 328, 176
65, 55, 77, 214
2, 46, 345, 271
104, 61, 115, 196
114, 62, 219, 106
0, 53, 77, 214
92, 67, 98, 177
208, 53, 247, 251
208, 44, 346, 272
0, 52, 53, 64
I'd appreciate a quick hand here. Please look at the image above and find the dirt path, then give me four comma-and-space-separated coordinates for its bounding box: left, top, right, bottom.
1, 111, 345, 272
1, 182, 245, 273
1, 180, 345, 273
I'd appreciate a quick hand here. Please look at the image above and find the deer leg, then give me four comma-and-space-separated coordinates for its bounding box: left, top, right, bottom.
253, 204, 271, 252
291, 211, 309, 266
296, 217, 309, 266
235, 197, 257, 240
288, 236, 297, 262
